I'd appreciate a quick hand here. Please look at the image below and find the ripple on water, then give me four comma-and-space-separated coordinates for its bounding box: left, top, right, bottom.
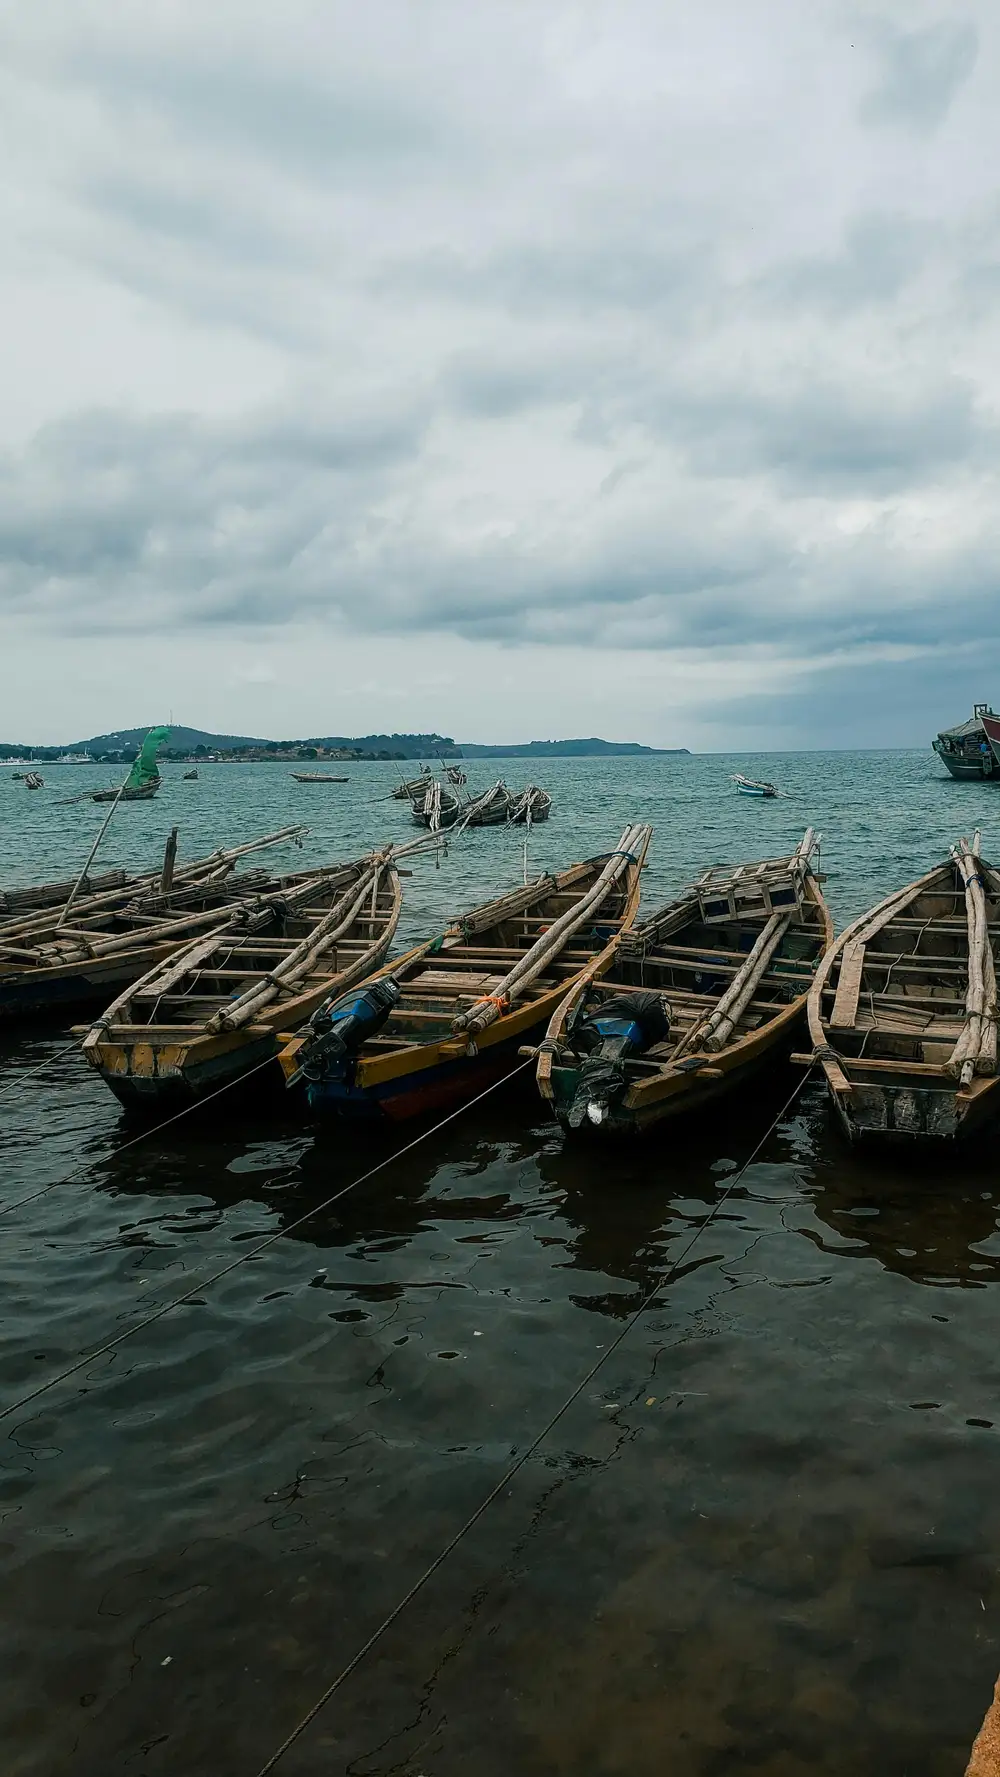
1, 755, 1000, 1773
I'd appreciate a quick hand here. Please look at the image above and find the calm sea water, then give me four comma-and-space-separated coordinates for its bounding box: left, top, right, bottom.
2, 751, 999, 1776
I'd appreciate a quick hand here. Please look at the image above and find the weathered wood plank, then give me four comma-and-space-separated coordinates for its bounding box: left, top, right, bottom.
830, 942, 866, 1028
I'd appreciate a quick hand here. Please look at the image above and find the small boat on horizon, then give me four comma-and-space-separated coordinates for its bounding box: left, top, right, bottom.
534, 831, 829, 1135
732, 773, 779, 798
290, 772, 350, 783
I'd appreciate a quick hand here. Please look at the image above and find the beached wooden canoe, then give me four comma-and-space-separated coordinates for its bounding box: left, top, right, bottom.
534, 832, 830, 1134
81, 849, 403, 1107
278, 824, 651, 1123
803, 834, 1000, 1143
0, 828, 309, 1020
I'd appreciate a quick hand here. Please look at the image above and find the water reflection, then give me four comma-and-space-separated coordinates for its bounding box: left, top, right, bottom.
801, 1119, 1000, 1289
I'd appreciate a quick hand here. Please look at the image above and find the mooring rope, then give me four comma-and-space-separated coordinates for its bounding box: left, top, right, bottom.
0, 1058, 535, 1424
0, 1053, 281, 1220
0, 1035, 84, 1102
251, 1066, 817, 1777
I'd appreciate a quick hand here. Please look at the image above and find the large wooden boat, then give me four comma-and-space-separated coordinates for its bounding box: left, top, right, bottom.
81, 849, 402, 1107
804, 835, 1000, 1143
0, 867, 131, 920
0, 828, 308, 1019
933, 705, 999, 780
534, 832, 830, 1135
279, 824, 652, 1123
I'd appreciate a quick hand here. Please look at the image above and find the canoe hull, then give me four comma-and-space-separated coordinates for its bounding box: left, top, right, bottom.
826, 1075, 1000, 1145
303, 1026, 535, 1124
547, 1020, 802, 1135
94, 1029, 282, 1110
0, 944, 175, 1021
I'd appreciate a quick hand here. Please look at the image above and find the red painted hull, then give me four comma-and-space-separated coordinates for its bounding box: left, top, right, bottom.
982, 715, 1000, 764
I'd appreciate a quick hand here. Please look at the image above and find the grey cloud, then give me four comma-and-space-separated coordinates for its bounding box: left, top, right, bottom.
0, 1, 997, 743
70, 46, 448, 182
860, 18, 979, 133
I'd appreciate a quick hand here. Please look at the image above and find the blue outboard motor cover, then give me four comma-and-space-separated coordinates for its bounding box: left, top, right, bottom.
567, 990, 672, 1128
290, 975, 401, 1086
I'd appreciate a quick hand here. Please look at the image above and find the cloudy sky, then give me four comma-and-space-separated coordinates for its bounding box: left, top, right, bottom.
1, 0, 997, 748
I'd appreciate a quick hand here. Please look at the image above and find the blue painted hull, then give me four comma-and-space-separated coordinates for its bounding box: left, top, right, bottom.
304, 1024, 542, 1123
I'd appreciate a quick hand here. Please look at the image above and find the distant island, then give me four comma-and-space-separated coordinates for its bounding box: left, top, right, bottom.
0, 725, 691, 764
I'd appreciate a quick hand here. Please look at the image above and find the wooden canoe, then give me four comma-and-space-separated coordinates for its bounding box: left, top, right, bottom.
81, 851, 403, 1108
805, 838, 1000, 1143
0, 828, 309, 1020
410, 783, 462, 828
92, 780, 159, 802
279, 825, 652, 1123
536, 832, 831, 1135
507, 787, 552, 824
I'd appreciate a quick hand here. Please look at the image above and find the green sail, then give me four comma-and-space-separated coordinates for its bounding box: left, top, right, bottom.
126, 726, 170, 790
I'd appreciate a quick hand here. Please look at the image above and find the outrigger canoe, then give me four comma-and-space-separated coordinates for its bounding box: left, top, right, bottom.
81, 846, 405, 1108
534, 831, 831, 1135
802, 833, 1000, 1142
278, 824, 651, 1123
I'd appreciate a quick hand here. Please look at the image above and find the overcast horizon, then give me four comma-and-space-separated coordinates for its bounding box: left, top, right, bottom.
2, 2, 998, 750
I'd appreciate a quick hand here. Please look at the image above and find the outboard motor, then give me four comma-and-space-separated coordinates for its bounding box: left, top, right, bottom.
567, 990, 672, 1129
288, 975, 401, 1087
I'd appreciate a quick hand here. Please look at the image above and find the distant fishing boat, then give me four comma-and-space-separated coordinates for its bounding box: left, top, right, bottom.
24, 772, 44, 790
410, 782, 462, 829
804, 834, 1000, 1142
393, 768, 433, 800
535, 833, 830, 1135
933, 704, 999, 780
732, 773, 778, 798
507, 786, 552, 824
455, 780, 512, 828
82, 847, 404, 1107
278, 825, 651, 1123
92, 726, 168, 802
290, 772, 349, 783
183, 769, 199, 780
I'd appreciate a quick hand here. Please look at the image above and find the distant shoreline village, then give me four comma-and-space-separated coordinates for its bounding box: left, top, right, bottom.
0, 727, 692, 765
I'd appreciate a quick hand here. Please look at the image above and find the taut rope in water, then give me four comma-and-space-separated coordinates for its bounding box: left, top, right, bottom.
251, 1067, 817, 1777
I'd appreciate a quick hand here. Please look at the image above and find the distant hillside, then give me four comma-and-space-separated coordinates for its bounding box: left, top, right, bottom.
458, 738, 689, 757
0, 726, 689, 761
